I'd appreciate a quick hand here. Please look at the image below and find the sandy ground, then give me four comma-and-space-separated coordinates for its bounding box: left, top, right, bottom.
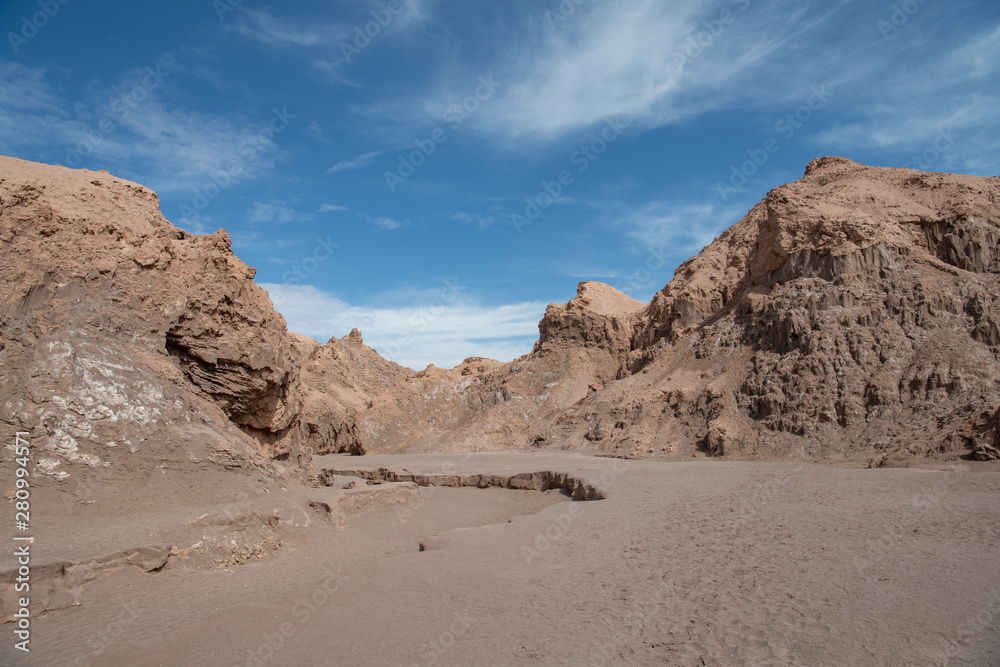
3, 453, 999, 666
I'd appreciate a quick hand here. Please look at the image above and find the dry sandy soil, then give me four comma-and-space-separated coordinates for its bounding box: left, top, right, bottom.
3, 453, 998, 666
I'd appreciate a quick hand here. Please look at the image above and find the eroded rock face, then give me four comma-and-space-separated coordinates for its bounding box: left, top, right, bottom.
0, 156, 410, 485
358, 157, 1000, 464
285, 330, 415, 457
2, 154, 997, 473
355, 282, 644, 454
545, 157, 1000, 463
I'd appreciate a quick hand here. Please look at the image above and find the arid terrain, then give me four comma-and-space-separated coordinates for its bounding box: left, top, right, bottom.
1, 154, 999, 665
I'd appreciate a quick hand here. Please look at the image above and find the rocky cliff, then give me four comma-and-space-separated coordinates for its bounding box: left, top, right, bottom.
0, 156, 411, 490
546, 157, 1000, 464
2, 154, 997, 482
357, 157, 1000, 465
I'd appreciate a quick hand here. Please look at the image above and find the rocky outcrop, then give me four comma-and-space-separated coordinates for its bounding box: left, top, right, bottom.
2, 154, 997, 474
0, 155, 410, 487
953, 406, 1000, 461
536, 281, 644, 357
354, 282, 643, 454
541, 157, 1000, 463
356, 157, 1000, 465
319, 467, 606, 501
285, 329, 414, 457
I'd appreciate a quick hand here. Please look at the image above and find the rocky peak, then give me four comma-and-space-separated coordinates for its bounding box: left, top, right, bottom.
536, 281, 643, 356
0, 155, 411, 479
3, 154, 997, 473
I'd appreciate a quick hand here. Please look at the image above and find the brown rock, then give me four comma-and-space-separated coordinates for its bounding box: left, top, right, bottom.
0, 156, 410, 490
358, 157, 1000, 464
3, 154, 997, 473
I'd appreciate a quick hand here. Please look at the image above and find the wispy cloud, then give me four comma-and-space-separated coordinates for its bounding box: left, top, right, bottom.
247, 202, 307, 224
811, 24, 1000, 173
226, 7, 357, 84
0, 60, 66, 115
0, 59, 287, 192
233, 8, 349, 47
326, 150, 382, 173
394, 0, 429, 31
318, 203, 348, 212
452, 209, 502, 229
432, 0, 831, 142
373, 216, 406, 230
399, 0, 990, 159
621, 201, 738, 254
0, 60, 84, 156
260, 282, 544, 369
115, 103, 285, 192
174, 212, 216, 236
230, 3, 428, 84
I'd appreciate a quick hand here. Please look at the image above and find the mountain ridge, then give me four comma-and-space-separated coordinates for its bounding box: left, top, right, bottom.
2, 154, 998, 484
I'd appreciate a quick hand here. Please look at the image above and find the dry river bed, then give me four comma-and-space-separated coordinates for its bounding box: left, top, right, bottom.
3, 452, 999, 666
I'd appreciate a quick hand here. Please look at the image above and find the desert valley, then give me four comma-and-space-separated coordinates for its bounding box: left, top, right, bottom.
1, 154, 998, 665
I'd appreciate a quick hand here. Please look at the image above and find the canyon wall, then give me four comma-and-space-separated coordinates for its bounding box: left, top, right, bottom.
2, 154, 997, 485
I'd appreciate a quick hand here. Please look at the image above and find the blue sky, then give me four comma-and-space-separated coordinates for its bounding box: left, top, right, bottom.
2, 0, 998, 369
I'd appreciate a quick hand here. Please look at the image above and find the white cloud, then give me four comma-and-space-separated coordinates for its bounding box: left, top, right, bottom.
452, 211, 500, 229
226, 9, 357, 85
373, 216, 406, 230
233, 8, 349, 47
0, 59, 289, 192
622, 202, 738, 254
451, 0, 826, 142
318, 203, 348, 212
260, 282, 545, 370
326, 150, 382, 173
120, 104, 286, 192
0, 60, 65, 115
395, 0, 429, 30
230, 4, 427, 84
0, 60, 82, 156
247, 202, 302, 224
810, 25, 1000, 173
399, 0, 992, 167
175, 213, 216, 236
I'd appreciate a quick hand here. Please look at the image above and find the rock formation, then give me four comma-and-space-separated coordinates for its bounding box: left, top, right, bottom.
1, 154, 997, 482
357, 157, 1000, 465
558, 157, 1000, 464
0, 155, 411, 492
355, 281, 645, 454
